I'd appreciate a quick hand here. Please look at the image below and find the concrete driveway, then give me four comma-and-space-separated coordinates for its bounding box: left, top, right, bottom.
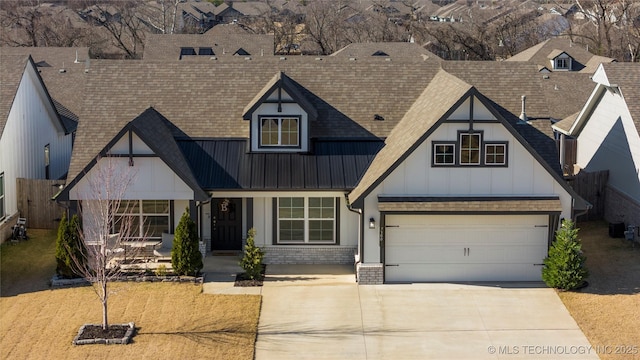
255, 265, 598, 360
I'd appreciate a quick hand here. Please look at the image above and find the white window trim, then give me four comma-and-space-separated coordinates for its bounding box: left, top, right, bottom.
554, 56, 571, 70
277, 197, 336, 244
459, 133, 481, 165
114, 200, 170, 240
484, 143, 506, 165
260, 116, 300, 147
433, 143, 455, 165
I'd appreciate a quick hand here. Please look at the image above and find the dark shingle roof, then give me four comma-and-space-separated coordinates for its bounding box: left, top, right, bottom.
59, 108, 208, 201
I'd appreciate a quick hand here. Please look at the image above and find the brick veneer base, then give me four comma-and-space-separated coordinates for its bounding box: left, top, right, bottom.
605, 186, 640, 232
263, 246, 356, 265
356, 263, 383, 285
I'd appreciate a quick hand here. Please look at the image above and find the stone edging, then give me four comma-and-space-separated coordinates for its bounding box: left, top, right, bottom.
72, 322, 136, 345
51, 274, 205, 287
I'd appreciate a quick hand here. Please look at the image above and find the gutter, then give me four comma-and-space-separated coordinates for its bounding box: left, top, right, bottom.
346, 194, 364, 273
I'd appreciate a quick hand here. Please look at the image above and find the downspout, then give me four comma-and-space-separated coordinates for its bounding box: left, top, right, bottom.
346, 196, 363, 274
572, 198, 592, 223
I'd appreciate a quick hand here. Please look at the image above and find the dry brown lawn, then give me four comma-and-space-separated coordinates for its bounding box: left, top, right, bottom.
0, 230, 261, 360
558, 221, 640, 360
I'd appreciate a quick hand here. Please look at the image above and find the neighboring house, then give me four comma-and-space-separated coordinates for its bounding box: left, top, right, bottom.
0, 53, 78, 239
143, 26, 275, 61
553, 63, 640, 228
213, 1, 271, 25
56, 56, 591, 284
506, 37, 615, 73
329, 42, 441, 62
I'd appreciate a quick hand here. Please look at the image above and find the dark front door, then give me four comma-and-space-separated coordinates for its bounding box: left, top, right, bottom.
212, 198, 242, 251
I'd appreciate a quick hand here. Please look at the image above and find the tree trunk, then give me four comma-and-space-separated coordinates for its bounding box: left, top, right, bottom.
102, 282, 108, 330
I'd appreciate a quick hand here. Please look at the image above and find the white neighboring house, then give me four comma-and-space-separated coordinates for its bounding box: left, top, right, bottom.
0, 55, 75, 239
553, 63, 640, 228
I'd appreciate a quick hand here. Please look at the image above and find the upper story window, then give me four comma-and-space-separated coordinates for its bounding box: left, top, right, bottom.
485, 144, 506, 165
432, 131, 508, 167
433, 144, 455, 165
260, 117, 300, 148
460, 133, 481, 165
553, 54, 572, 71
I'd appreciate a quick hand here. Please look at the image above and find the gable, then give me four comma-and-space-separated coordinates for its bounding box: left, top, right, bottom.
348, 70, 588, 211
446, 95, 497, 121
60, 108, 207, 202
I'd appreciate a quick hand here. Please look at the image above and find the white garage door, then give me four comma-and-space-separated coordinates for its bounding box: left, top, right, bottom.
385, 214, 549, 282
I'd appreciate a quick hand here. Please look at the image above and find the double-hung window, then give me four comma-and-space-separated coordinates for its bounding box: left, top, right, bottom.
113, 200, 170, 240
0, 173, 4, 220
260, 117, 299, 147
277, 197, 335, 244
460, 133, 481, 165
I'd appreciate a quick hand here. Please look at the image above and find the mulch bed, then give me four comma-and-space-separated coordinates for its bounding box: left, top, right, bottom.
234, 265, 266, 287
73, 322, 136, 345
76, 324, 129, 340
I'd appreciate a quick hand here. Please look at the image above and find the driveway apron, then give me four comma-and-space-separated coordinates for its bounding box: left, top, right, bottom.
255, 266, 597, 360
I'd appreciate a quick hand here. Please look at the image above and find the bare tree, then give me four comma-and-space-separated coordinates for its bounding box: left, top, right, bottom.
83, 1, 146, 59
141, 0, 182, 35
68, 157, 141, 330
304, 0, 354, 55
561, 0, 635, 57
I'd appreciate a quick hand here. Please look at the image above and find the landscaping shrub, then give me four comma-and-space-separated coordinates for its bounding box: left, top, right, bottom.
55, 213, 85, 278
239, 228, 264, 280
171, 208, 203, 276
542, 220, 589, 290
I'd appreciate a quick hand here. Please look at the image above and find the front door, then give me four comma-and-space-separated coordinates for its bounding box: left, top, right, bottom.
211, 198, 243, 251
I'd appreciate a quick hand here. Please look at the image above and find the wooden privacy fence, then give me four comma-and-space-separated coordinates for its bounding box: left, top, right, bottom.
16, 178, 65, 229
570, 170, 609, 221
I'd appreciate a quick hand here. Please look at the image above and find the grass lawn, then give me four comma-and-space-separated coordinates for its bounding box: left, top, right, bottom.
558, 221, 640, 360
0, 230, 261, 360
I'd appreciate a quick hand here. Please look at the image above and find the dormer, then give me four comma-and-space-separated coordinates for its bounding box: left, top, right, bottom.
548, 50, 573, 71
243, 72, 318, 153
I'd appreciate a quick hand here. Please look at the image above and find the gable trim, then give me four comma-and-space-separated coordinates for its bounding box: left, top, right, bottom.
57, 109, 208, 202
350, 87, 477, 207
242, 72, 318, 121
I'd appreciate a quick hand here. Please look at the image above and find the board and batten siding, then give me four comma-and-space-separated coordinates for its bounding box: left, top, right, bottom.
576, 89, 640, 201
361, 122, 573, 263
69, 157, 195, 201
0, 62, 72, 219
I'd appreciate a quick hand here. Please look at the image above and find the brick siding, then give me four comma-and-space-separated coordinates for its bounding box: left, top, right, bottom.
263, 246, 356, 265
356, 263, 383, 285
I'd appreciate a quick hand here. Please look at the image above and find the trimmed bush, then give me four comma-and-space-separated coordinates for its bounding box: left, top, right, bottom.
171, 208, 203, 276
55, 213, 85, 278
239, 228, 264, 280
542, 220, 589, 290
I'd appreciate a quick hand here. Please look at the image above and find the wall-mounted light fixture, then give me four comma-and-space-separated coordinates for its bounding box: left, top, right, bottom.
369, 217, 376, 229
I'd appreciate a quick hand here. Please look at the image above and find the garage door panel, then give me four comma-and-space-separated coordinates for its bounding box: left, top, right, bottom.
385, 214, 549, 282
